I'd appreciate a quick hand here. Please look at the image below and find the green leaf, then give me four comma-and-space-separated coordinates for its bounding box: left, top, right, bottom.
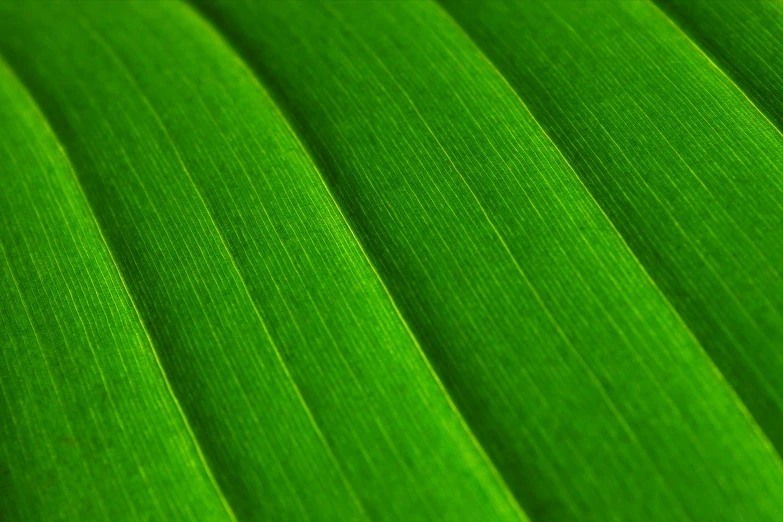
656, 0, 783, 132
0, 2, 523, 520
2, 1, 783, 520
0, 57, 231, 522
441, 0, 783, 455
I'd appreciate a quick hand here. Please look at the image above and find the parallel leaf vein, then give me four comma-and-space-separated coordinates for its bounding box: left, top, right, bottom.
0, 40, 239, 522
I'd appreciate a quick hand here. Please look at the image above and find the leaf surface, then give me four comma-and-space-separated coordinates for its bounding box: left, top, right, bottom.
442, 0, 783, 459
1, 0, 783, 520
656, 0, 783, 133
0, 2, 523, 520
192, 1, 783, 520
0, 58, 232, 522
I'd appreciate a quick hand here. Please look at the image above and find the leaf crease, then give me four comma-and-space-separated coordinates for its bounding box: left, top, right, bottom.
183, 1, 530, 518
434, 0, 783, 472
0, 45, 239, 522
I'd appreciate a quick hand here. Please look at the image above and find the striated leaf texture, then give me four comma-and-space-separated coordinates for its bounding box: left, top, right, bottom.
657, 0, 783, 132
0, 57, 231, 522
0, 2, 523, 520
441, 0, 783, 458
1, 1, 783, 521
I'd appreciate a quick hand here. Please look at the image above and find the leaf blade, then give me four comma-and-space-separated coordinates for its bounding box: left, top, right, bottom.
194, 0, 783, 519
0, 1, 525, 519
442, 0, 783, 461
0, 57, 233, 522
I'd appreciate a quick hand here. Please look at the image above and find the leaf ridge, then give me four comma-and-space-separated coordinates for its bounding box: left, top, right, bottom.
71, 7, 374, 519
541, 0, 783, 463
647, 0, 783, 142
433, 0, 783, 470
324, 5, 707, 518
0, 45, 240, 522
179, 1, 529, 518
430, 0, 694, 345
546, 1, 783, 460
